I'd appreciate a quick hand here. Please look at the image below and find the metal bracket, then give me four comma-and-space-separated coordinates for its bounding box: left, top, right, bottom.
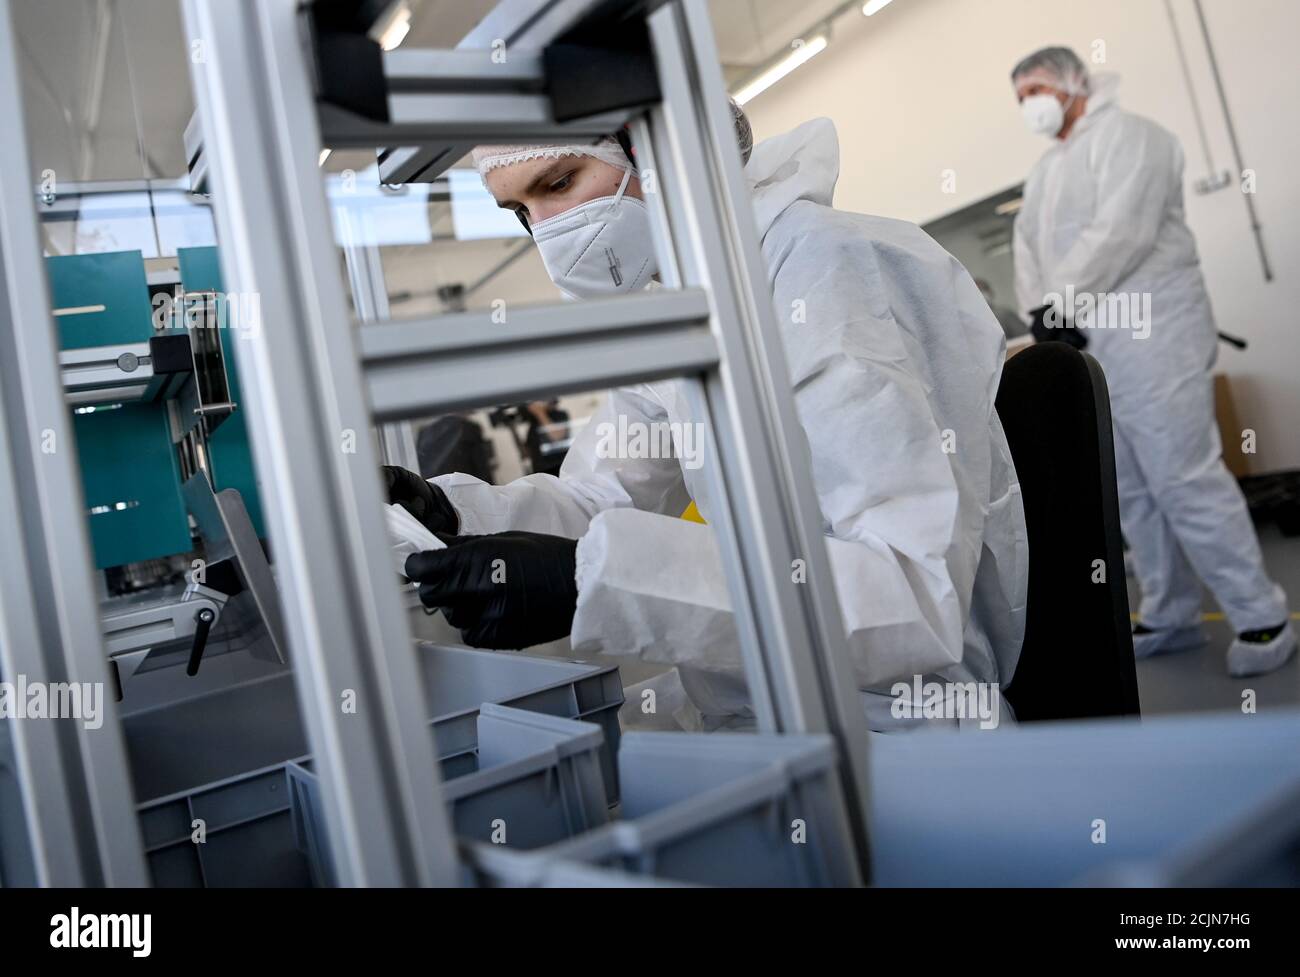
182, 472, 288, 664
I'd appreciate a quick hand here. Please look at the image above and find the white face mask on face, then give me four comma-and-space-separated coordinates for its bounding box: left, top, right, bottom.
529, 169, 658, 299
1021, 93, 1065, 137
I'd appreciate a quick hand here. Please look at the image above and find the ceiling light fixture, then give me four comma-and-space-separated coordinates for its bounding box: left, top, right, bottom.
372, 2, 413, 52
733, 34, 829, 106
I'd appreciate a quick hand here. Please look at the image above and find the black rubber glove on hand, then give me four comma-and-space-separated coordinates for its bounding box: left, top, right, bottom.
382, 465, 459, 535
404, 532, 578, 650
1028, 303, 1087, 349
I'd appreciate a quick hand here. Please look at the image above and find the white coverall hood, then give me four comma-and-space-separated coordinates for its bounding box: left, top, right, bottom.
746, 116, 840, 240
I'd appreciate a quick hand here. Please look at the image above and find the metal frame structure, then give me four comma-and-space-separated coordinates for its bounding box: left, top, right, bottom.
334, 205, 422, 473
181, 0, 873, 885
0, 0, 875, 887
179, 0, 459, 887
0, 0, 148, 886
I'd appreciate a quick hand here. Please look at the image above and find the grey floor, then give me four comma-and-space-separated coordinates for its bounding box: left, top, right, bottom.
1130, 522, 1300, 718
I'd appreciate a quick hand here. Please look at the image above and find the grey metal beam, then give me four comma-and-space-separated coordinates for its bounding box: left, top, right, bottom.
60, 342, 154, 404
0, 0, 149, 887
361, 288, 717, 419
337, 208, 423, 475
322, 97, 632, 149
382, 48, 545, 91
362, 287, 710, 359
644, 0, 874, 881
378, 0, 620, 183
367, 322, 718, 419
181, 0, 458, 887
458, 0, 606, 49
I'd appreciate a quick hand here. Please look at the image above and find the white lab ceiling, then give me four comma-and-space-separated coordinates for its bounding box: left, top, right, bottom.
711, 0, 851, 82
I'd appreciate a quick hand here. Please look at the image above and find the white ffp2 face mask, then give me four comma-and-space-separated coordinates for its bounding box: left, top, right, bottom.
529, 170, 658, 299
1021, 93, 1065, 137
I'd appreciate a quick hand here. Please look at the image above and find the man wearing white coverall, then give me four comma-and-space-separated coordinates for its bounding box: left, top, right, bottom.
1011, 46, 1295, 677
393, 106, 1028, 731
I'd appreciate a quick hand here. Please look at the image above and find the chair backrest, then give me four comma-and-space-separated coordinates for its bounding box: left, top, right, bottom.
995, 343, 1141, 721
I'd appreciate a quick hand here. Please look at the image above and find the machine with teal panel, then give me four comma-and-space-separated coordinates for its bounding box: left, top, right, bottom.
175, 246, 266, 539
50, 246, 284, 683
48, 250, 193, 570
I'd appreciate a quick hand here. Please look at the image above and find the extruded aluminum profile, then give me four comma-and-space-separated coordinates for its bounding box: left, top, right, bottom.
0, 0, 149, 887
359, 288, 718, 418
181, 0, 460, 887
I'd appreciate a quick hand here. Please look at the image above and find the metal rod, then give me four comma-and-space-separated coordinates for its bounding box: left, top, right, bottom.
1192, 0, 1273, 282
337, 204, 422, 472
1163, 0, 1218, 179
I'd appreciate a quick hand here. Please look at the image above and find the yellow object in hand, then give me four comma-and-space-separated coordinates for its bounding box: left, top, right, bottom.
681, 501, 706, 524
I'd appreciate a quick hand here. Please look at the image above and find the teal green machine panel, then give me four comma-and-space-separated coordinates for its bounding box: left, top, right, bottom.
177, 246, 267, 538
47, 250, 155, 349
48, 250, 193, 568
73, 404, 193, 568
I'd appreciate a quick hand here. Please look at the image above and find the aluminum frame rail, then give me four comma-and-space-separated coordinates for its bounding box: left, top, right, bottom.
360, 288, 718, 419
384, 0, 875, 880
0, 0, 148, 887
184, 0, 873, 885
378, 2, 622, 184
334, 208, 421, 473
180, 0, 458, 887
640, 0, 874, 875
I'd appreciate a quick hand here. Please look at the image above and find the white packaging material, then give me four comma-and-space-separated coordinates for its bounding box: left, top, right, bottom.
385, 503, 445, 579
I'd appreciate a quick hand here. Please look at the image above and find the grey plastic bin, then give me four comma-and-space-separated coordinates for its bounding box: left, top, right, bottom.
124, 643, 622, 887
420, 644, 624, 802
290, 704, 610, 886
540, 732, 858, 887
125, 672, 313, 887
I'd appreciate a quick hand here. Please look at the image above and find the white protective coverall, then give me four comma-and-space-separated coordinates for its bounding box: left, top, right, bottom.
1013, 77, 1287, 638
435, 118, 1027, 730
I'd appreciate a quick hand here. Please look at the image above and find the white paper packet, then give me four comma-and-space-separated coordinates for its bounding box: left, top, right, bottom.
385, 502, 446, 579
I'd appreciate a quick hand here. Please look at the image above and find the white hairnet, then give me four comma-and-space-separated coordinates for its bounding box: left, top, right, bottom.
1010, 46, 1091, 96
472, 96, 754, 183
471, 138, 634, 183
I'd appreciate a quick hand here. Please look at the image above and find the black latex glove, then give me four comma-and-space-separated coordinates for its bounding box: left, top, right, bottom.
382, 465, 459, 536
405, 532, 578, 650
1028, 303, 1087, 349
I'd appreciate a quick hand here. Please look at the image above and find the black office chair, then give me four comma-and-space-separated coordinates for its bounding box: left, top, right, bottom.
995, 342, 1141, 721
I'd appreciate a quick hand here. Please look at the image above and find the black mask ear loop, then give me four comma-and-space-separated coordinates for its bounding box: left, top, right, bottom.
614, 128, 637, 170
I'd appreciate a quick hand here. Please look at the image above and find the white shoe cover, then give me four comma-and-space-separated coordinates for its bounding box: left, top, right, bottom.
1227, 623, 1298, 678
1132, 623, 1207, 660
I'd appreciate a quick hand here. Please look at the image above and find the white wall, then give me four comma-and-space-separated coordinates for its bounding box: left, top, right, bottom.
739, 0, 1300, 472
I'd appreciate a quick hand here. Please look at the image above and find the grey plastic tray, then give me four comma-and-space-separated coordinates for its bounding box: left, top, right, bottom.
290, 704, 610, 886
126, 643, 623, 886
540, 732, 858, 887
